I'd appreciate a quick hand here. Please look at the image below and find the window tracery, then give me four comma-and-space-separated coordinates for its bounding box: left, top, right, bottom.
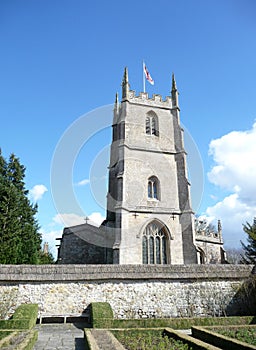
142, 221, 168, 264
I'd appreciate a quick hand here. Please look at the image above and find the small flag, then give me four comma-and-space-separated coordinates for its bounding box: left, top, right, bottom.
143, 62, 154, 85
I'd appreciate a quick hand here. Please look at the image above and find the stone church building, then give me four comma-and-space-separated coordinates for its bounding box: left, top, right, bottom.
57, 68, 225, 265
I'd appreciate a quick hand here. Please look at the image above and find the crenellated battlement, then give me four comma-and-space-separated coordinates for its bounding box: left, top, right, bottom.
126, 90, 173, 108
121, 67, 178, 109
195, 230, 223, 243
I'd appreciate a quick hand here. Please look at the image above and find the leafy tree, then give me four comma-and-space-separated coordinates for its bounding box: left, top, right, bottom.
0, 150, 49, 264
194, 217, 217, 236
240, 218, 256, 264
225, 247, 244, 264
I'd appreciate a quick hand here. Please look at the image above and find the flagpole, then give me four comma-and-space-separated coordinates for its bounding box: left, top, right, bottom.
143, 60, 145, 93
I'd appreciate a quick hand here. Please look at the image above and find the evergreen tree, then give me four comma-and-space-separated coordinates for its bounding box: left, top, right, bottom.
0, 151, 44, 264
0, 149, 6, 174
38, 250, 55, 264
240, 218, 256, 264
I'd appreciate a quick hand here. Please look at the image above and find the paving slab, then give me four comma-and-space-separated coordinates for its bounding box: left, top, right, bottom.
33, 323, 86, 350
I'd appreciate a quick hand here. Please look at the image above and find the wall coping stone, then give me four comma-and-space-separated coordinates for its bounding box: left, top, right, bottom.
0, 264, 253, 282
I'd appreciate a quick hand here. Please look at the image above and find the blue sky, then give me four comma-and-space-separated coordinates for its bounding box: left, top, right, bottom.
1, 0, 256, 257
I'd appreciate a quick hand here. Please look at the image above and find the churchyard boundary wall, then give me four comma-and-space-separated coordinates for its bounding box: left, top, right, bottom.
0, 264, 254, 320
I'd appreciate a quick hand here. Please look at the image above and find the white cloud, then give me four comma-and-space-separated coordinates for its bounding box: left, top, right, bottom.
208, 122, 256, 204
205, 122, 256, 247
53, 213, 85, 227
29, 184, 48, 201
206, 194, 255, 247
52, 212, 105, 228
76, 178, 90, 186
88, 212, 105, 226
41, 229, 63, 260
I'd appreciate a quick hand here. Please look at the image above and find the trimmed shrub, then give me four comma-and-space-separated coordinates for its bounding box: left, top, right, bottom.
12, 304, 38, 320
0, 304, 38, 330
111, 316, 255, 330
90, 302, 114, 328
89, 301, 255, 330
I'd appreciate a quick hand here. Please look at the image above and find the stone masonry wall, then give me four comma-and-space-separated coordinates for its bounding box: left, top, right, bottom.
0, 265, 253, 319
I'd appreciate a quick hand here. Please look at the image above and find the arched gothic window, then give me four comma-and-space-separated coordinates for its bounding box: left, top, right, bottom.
145, 112, 159, 136
142, 221, 168, 264
148, 176, 159, 200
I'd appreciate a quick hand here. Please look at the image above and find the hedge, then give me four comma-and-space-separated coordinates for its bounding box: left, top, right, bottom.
0, 304, 38, 330
89, 303, 255, 329
111, 315, 256, 329
90, 302, 114, 328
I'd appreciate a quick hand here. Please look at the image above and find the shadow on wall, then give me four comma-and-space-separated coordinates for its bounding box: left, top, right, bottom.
226, 273, 256, 316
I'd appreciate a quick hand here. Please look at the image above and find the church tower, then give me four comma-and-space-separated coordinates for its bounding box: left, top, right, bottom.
106, 68, 198, 264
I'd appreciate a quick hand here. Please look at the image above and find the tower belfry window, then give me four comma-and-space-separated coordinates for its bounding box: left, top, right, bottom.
151, 117, 156, 135
145, 113, 159, 136
148, 176, 159, 200
146, 116, 150, 134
